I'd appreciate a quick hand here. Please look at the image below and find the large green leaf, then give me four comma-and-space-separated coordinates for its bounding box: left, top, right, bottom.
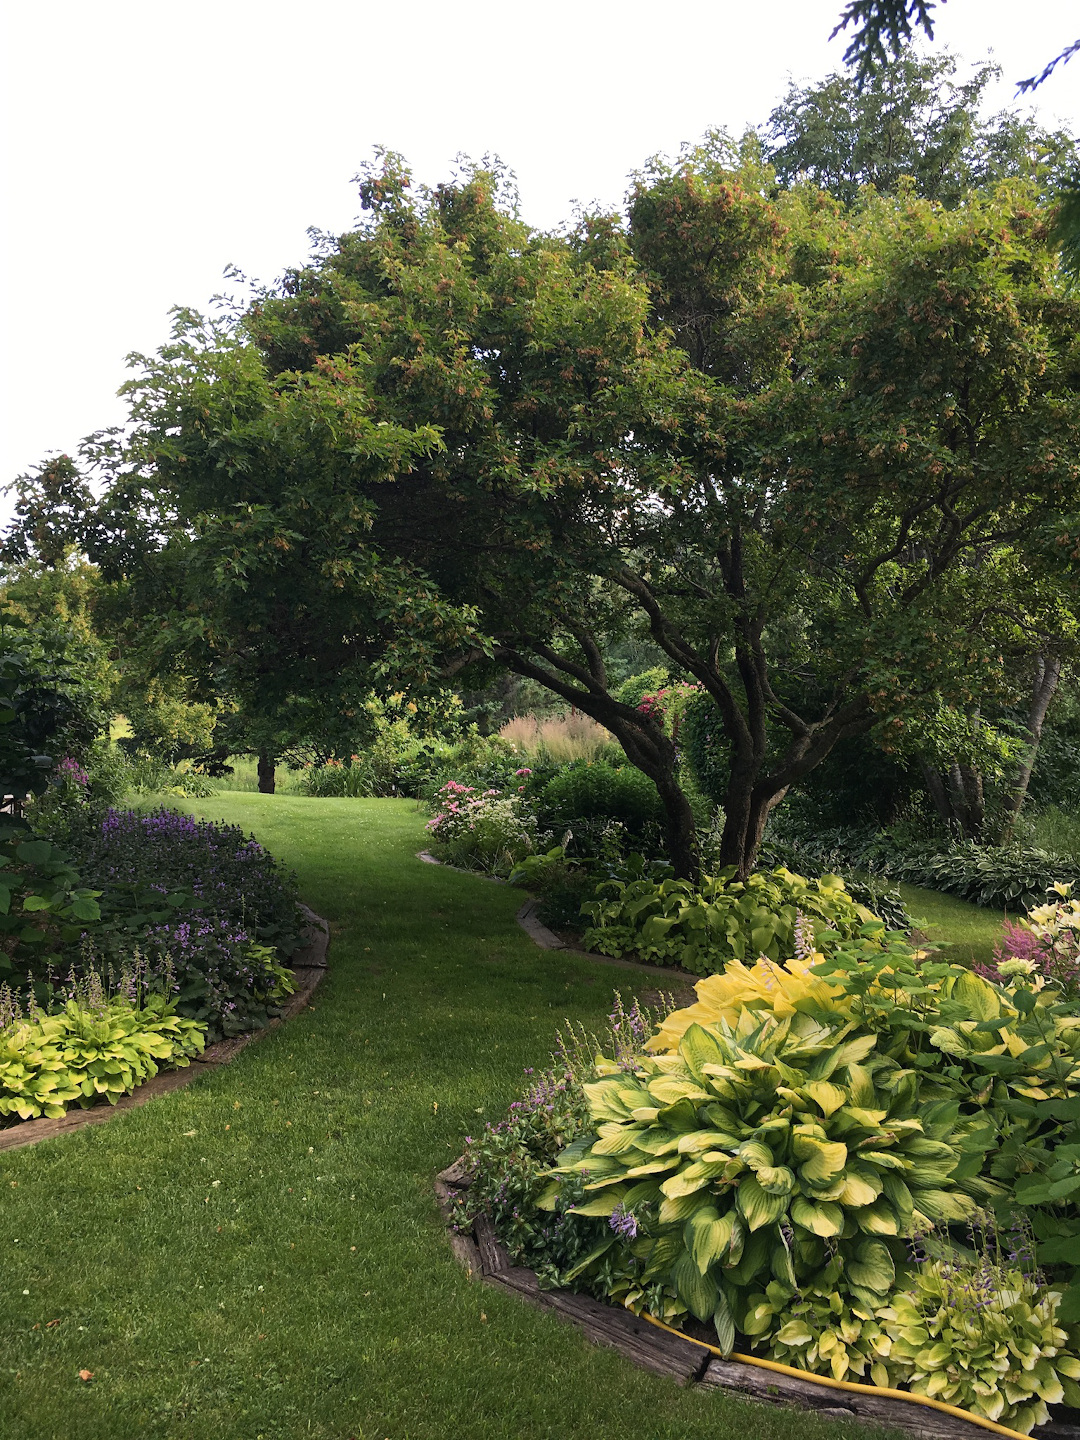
736, 1175, 788, 1231
679, 1019, 731, 1082
671, 1250, 719, 1322
846, 1239, 895, 1293
790, 1195, 844, 1237
794, 1135, 848, 1184
686, 1205, 737, 1273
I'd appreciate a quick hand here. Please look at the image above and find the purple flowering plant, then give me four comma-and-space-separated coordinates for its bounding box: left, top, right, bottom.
450, 993, 674, 1290
34, 806, 303, 1037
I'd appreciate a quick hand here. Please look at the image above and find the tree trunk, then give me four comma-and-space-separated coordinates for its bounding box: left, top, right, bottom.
718, 766, 788, 879
919, 759, 955, 828
958, 764, 985, 840
1000, 653, 1061, 842
257, 750, 276, 794
654, 770, 701, 883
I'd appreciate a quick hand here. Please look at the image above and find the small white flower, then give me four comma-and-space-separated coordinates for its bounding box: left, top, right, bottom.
998, 958, 1037, 978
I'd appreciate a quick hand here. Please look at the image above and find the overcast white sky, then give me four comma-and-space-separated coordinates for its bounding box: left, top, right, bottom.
2, 0, 1077, 492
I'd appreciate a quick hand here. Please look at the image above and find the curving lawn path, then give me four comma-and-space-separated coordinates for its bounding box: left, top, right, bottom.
0, 797, 891, 1440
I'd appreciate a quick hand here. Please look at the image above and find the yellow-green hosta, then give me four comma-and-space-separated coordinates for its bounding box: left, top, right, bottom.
545, 1005, 993, 1350
0, 996, 206, 1122
883, 1259, 1080, 1434
648, 954, 851, 1052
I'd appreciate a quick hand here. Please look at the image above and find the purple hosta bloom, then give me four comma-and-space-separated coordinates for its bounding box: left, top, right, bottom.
793, 909, 816, 961
609, 1203, 638, 1241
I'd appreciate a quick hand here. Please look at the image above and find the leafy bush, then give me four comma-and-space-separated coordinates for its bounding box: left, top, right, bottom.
0, 824, 101, 980
426, 782, 542, 875
546, 999, 988, 1351
882, 1248, 1080, 1431
0, 991, 205, 1122
450, 997, 671, 1287
581, 866, 879, 975
302, 756, 386, 797
539, 761, 663, 836
773, 821, 1080, 911
458, 948, 1080, 1432
742, 1236, 1080, 1432
759, 837, 912, 931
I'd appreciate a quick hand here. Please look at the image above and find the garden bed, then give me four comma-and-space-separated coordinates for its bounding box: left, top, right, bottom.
0, 903, 329, 1153
436, 1159, 1080, 1440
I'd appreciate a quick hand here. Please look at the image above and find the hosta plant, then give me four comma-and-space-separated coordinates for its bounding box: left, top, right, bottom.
581, 866, 880, 975
882, 1251, 1080, 1433
0, 992, 206, 1122
544, 1005, 991, 1351
742, 1264, 895, 1383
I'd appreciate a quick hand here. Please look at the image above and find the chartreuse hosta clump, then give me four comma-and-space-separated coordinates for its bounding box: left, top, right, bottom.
544, 1002, 994, 1354
460, 953, 1080, 1432
0, 993, 206, 1122
740, 1245, 1080, 1433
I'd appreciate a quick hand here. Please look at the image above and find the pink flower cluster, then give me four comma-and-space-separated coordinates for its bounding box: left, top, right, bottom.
976, 919, 1080, 996
425, 781, 502, 838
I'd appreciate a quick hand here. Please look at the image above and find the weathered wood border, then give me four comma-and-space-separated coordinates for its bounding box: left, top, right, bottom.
434, 1161, 1078, 1440
417, 850, 695, 984
0, 904, 331, 1153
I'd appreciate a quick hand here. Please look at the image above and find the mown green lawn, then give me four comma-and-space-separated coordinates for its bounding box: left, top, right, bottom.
1, 796, 895, 1440
896, 883, 1007, 969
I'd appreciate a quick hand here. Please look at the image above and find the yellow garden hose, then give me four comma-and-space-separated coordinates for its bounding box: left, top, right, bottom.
640, 1312, 1032, 1440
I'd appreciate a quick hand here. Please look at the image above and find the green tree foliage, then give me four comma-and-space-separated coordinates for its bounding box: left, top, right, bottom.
11, 148, 1080, 879
765, 52, 1077, 209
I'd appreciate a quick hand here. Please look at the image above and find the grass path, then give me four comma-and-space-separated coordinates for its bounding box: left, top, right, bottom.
896, 883, 1007, 968
0, 797, 885, 1440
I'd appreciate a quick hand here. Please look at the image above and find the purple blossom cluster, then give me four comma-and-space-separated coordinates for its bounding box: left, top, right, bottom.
56, 756, 90, 788
60, 806, 301, 1037
976, 919, 1080, 995
609, 1202, 638, 1240
78, 807, 300, 944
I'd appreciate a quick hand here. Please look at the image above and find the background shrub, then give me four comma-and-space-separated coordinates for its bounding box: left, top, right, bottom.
539, 760, 664, 835
581, 865, 879, 974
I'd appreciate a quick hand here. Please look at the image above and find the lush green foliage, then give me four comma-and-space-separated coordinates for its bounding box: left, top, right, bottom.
765, 52, 1077, 208
581, 867, 878, 974
547, 996, 989, 1348
462, 941, 1080, 1431
0, 823, 102, 979
539, 761, 664, 837
23, 124, 1080, 884
776, 822, 1080, 911
0, 991, 205, 1122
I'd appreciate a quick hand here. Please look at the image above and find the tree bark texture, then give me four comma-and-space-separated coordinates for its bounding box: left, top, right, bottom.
257, 751, 277, 795
1000, 653, 1062, 840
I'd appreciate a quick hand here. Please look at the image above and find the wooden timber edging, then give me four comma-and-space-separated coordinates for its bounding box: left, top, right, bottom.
417, 850, 694, 985
434, 1159, 1080, 1440
0, 903, 330, 1154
